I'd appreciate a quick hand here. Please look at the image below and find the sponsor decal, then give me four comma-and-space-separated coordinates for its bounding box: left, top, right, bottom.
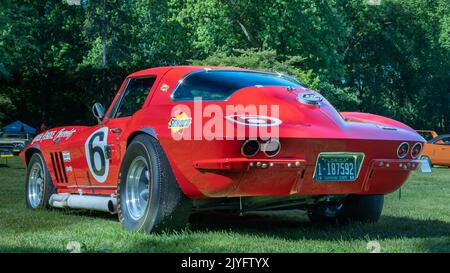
62, 151, 71, 162
168, 112, 192, 133
160, 83, 170, 92
65, 166, 73, 172
32, 128, 77, 143
225, 115, 282, 127
85, 127, 109, 183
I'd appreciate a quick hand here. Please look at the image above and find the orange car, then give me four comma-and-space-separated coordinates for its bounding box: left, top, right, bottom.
421, 134, 450, 167
416, 130, 438, 141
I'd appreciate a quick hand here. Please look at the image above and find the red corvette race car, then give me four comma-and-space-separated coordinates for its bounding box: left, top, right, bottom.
20, 66, 427, 232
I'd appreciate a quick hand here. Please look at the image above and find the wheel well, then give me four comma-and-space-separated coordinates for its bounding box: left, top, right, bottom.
126, 129, 157, 147
24, 147, 40, 165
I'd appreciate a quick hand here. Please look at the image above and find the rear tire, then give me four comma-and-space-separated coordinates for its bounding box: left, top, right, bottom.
25, 153, 55, 209
117, 134, 191, 233
338, 194, 384, 224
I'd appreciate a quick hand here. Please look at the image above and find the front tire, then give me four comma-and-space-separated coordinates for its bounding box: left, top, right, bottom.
338, 194, 384, 224
117, 134, 191, 233
25, 153, 55, 209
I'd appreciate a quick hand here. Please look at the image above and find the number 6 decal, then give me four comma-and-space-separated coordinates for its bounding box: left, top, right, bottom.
85, 127, 109, 183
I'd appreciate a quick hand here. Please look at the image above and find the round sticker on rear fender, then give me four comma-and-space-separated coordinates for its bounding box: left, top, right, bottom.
85, 127, 109, 183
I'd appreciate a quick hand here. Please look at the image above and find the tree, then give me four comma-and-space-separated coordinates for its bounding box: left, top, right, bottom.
341, 0, 450, 132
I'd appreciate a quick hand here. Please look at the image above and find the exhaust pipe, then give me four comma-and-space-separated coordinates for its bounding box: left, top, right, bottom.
49, 193, 117, 214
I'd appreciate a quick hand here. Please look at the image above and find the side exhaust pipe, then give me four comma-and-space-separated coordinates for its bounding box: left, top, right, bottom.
49, 193, 117, 214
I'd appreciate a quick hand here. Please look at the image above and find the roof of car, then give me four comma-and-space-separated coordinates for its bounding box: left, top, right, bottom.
127, 65, 247, 78
429, 134, 450, 143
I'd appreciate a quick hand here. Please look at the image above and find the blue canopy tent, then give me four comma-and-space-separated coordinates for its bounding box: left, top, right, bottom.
2, 120, 36, 134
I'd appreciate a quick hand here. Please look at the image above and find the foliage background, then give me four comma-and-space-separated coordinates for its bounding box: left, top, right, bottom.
0, 0, 448, 132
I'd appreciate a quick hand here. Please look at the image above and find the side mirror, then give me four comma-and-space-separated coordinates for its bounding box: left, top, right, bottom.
92, 103, 105, 125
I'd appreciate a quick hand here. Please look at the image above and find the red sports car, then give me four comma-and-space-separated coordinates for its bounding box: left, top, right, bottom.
20, 66, 427, 232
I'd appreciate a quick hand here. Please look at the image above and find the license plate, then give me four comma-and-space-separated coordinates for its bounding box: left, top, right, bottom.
314, 153, 365, 182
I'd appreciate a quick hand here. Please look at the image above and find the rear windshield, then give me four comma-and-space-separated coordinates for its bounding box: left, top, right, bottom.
172, 70, 302, 101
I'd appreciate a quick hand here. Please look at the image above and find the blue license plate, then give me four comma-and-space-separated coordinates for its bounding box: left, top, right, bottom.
314, 153, 364, 182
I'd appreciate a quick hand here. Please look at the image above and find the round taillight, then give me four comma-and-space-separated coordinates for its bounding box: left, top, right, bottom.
411, 142, 423, 159
397, 142, 410, 158
262, 139, 281, 157
241, 140, 260, 157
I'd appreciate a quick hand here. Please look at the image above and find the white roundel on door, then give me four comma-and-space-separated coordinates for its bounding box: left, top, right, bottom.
85, 127, 109, 183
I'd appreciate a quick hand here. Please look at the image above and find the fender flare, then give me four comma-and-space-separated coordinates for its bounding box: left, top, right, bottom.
22, 144, 41, 166
126, 127, 158, 147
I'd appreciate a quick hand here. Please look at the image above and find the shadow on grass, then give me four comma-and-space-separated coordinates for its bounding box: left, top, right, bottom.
2, 210, 450, 253
109, 211, 450, 253
58, 208, 118, 221
188, 211, 450, 243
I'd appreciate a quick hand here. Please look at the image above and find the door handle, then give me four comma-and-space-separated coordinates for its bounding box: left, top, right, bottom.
110, 128, 122, 134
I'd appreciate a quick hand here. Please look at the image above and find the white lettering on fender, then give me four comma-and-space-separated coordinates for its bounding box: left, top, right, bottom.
54, 128, 76, 140
32, 128, 77, 144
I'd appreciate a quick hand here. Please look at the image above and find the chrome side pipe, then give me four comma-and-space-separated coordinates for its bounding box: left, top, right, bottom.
49, 193, 117, 214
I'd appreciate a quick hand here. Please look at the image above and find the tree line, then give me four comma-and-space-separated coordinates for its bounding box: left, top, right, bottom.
0, 0, 448, 132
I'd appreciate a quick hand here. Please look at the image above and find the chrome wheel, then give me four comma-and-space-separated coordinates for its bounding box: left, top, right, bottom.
28, 161, 44, 208
124, 156, 150, 220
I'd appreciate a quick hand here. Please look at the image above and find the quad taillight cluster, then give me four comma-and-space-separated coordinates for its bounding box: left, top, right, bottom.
241, 139, 281, 158
241, 140, 423, 160
397, 142, 422, 159
410, 143, 423, 159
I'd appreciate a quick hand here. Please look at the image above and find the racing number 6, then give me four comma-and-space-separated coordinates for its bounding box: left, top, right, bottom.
85, 127, 109, 183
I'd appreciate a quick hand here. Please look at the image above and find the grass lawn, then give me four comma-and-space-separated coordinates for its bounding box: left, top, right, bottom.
0, 157, 449, 253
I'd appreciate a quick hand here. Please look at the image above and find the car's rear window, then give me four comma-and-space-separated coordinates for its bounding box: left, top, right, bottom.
172, 70, 302, 101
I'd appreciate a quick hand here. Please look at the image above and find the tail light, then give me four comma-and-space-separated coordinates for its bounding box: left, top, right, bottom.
241, 139, 260, 157
397, 142, 410, 158
262, 139, 281, 157
411, 143, 423, 159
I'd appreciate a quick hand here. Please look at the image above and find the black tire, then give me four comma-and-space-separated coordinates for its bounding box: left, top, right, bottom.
25, 153, 55, 209
117, 134, 191, 233
338, 194, 384, 224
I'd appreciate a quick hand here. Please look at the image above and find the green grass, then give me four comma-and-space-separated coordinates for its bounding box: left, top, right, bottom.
0, 157, 449, 253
